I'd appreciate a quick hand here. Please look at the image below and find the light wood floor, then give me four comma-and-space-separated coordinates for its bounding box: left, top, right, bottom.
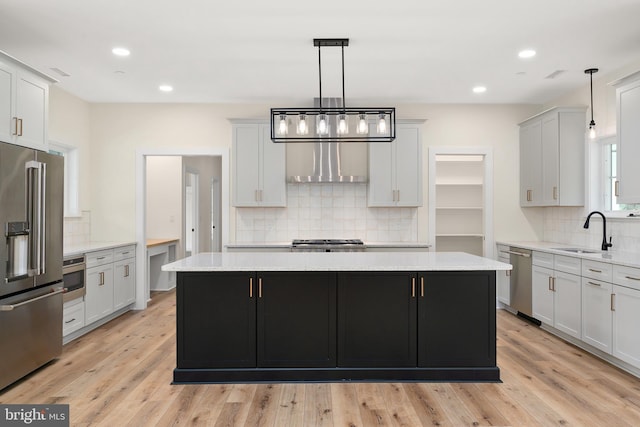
2, 289, 640, 426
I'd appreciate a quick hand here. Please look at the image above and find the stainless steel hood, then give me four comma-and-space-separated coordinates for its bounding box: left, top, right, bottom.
287, 98, 368, 184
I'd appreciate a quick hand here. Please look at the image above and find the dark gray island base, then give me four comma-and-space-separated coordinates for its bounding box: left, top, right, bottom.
174, 270, 499, 383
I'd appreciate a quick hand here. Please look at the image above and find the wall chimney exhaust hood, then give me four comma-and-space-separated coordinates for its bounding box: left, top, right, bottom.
288, 98, 368, 183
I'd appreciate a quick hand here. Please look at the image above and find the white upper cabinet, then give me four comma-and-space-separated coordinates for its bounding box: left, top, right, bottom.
614, 72, 640, 204
368, 121, 423, 207
519, 107, 586, 207
232, 121, 286, 207
0, 52, 54, 151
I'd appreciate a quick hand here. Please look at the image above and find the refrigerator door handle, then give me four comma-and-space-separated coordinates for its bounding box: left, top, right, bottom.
0, 288, 64, 311
26, 161, 46, 275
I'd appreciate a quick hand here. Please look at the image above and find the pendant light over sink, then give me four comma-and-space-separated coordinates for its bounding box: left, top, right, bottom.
585, 68, 598, 139
270, 38, 396, 143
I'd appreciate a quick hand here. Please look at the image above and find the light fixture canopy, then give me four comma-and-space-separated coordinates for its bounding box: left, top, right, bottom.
585, 68, 598, 139
270, 38, 396, 143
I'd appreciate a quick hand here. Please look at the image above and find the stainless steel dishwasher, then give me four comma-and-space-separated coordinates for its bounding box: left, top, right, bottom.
504, 247, 536, 321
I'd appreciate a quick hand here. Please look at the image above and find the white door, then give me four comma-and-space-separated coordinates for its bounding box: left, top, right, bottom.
612, 284, 640, 368
211, 177, 221, 252
184, 171, 199, 256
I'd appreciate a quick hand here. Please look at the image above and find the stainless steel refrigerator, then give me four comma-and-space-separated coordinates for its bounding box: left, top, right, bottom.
0, 140, 64, 391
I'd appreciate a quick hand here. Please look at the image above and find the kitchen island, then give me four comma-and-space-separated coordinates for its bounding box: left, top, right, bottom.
162, 252, 511, 383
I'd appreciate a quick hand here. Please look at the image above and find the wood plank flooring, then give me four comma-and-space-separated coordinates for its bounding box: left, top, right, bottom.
2, 289, 640, 426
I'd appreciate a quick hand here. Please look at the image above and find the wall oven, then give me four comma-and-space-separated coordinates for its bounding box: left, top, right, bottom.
63, 255, 85, 303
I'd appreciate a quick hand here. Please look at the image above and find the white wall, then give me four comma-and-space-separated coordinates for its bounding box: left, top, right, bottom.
49, 86, 92, 212
539, 59, 640, 250
145, 156, 182, 242
47, 97, 545, 246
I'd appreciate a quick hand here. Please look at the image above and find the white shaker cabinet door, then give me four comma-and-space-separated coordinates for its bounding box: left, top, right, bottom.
581, 278, 612, 354
616, 78, 640, 204
612, 284, 640, 368
532, 265, 554, 325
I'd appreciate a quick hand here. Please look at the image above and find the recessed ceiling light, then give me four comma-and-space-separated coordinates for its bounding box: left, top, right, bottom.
112, 47, 130, 57
518, 49, 536, 59
159, 85, 173, 92
472, 86, 487, 94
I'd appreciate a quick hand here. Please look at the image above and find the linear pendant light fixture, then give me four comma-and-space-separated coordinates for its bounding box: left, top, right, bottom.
270, 38, 396, 143
585, 67, 598, 139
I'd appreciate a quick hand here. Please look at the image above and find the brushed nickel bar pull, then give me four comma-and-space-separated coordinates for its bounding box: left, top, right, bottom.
502, 250, 531, 258
625, 275, 640, 281
258, 278, 262, 298
615, 181, 620, 197
125, 264, 129, 277
420, 276, 424, 297
548, 276, 553, 291
527, 189, 532, 202
506, 270, 512, 277
553, 186, 558, 200
18, 118, 23, 136
65, 318, 76, 324
588, 268, 602, 273
99, 271, 105, 286
411, 277, 416, 298
587, 281, 601, 287
611, 294, 615, 311
397, 190, 400, 201
12, 117, 18, 135
552, 277, 556, 292
249, 277, 253, 298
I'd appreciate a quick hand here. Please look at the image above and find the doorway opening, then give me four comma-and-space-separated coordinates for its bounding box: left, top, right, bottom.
136, 149, 228, 309
428, 147, 494, 257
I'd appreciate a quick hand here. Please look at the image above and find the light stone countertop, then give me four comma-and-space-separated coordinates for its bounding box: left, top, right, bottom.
224, 242, 431, 249
162, 251, 511, 272
497, 240, 640, 269
63, 241, 137, 258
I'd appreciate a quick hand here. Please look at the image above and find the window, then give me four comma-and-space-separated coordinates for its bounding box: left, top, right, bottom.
601, 140, 640, 213
49, 141, 80, 217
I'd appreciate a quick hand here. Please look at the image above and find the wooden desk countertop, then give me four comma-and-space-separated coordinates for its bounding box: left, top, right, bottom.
147, 238, 179, 248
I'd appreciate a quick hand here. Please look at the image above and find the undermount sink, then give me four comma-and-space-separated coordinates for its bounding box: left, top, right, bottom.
552, 247, 601, 254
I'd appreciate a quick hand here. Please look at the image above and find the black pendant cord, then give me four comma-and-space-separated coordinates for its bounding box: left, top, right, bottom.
318, 45, 322, 111
341, 44, 346, 110
590, 72, 594, 123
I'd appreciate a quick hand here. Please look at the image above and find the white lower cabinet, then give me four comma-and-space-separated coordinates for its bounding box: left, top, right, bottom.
612, 284, 640, 367
532, 254, 581, 339
581, 278, 613, 353
497, 256, 510, 305
114, 246, 136, 310
85, 260, 114, 324
532, 265, 554, 325
83, 245, 136, 327
62, 298, 85, 336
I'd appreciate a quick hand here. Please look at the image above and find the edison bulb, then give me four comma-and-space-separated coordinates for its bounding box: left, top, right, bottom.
357, 114, 368, 134
297, 115, 308, 135
377, 114, 387, 134
337, 114, 348, 135
278, 115, 288, 135
317, 114, 328, 135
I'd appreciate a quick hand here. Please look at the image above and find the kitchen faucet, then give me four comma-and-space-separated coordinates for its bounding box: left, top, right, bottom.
583, 211, 613, 251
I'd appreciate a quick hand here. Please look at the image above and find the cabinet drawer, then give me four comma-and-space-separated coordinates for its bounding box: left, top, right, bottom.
554, 255, 581, 275
86, 249, 114, 268
582, 260, 613, 282
613, 264, 640, 291
533, 251, 554, 269
63, 300, 85, 336
114, 245, 136, 261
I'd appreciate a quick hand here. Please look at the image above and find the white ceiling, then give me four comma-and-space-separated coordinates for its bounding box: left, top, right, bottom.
2, 0, 640, 105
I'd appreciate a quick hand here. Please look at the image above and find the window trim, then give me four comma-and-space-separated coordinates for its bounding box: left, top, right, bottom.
49, 140, 80, 218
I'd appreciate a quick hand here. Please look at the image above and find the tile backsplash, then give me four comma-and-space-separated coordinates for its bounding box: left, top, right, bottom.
63, 211, 91, 247
235, 184, 419, 243
544, 207, 640, 253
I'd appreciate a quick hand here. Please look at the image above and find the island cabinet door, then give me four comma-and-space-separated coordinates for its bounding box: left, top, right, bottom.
337, 272, 417, 367
417, 271, 496, 367
256, 272, 336, 367
177, 272, 256, 368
